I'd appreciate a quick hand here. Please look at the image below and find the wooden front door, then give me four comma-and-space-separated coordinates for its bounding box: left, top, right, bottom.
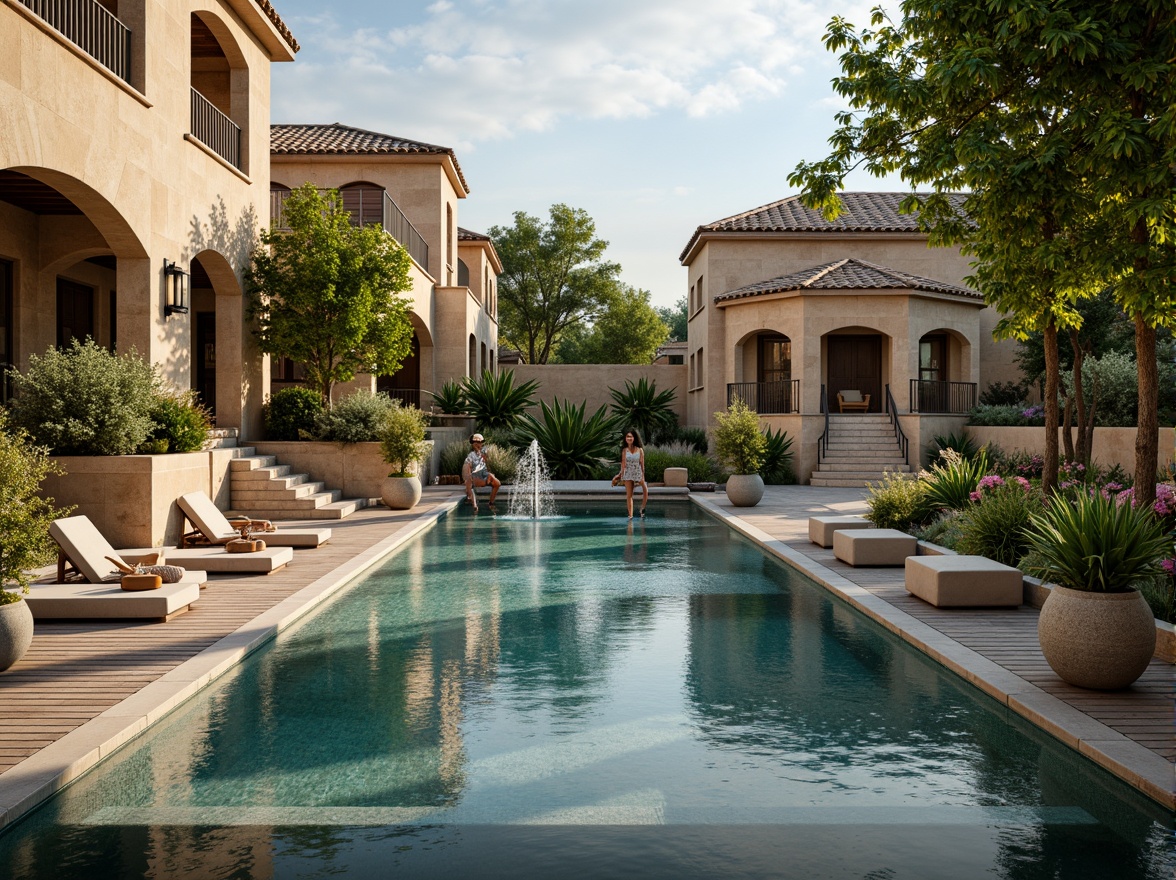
827, 335, 882, 412
195, 311, 216, 418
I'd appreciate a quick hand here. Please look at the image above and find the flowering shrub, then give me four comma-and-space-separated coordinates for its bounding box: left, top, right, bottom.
1021, 404, 1044, 420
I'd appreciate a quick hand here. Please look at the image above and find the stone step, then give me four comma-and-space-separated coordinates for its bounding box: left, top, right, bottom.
810, 476, 881, 488
230, 455, 277, 471
231, 481, 328, 502
231, 489, 342, 511
232, 498, 369, 520
818, 461, 911, 473
824, 442, 908, 452
231, 464, 294, 482
812, 468, 907, 481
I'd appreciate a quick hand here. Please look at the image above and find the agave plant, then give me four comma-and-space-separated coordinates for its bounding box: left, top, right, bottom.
461, 369, 540, 432
760, 426, 795, 485
926, 430, 981, 464
514, 398, 619, 480
429, 381, 467, 415
1024, 491, 1169, 592
922, 448, 991, 510
609, 378, 678, 442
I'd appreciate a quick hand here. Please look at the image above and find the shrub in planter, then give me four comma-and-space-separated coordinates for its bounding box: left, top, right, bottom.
8, 339, 159, 455
923, 449, 990, 511
142, 391, 212, 454
265, 387, 324, 441
955, 480, 1038, 567
429, 380, 468, 415
713, 400, 766, 506
866, 473, 932, 531
315, 391, 396, 442
461, 370, 539, 433
378, 403, 430, 510
978, 380, 1026, 407
643, 445, 721, 483
913, 511, 963, 551
968, 403, 1044, 427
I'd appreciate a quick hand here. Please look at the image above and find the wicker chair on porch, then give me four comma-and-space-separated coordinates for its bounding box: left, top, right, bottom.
837, 390, 871, 413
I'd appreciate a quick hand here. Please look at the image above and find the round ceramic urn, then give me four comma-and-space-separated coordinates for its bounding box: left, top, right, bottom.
0, 599, 34, 672
725, 474, 765, 508
381, 475, 422, 510
1037, 586, 1156, 690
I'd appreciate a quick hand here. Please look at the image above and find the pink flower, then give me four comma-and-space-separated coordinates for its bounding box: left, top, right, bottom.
1162, 558, 1176, 577
1013, 476, 1031, 491
969, 490, 982, 502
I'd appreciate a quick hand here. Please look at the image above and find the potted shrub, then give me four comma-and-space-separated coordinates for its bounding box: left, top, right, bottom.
713, 400, 767, 507
378, 403, 432, 510
428, 381, 475, 430
0, 415, 73, 671
1025, 491, 1168, 689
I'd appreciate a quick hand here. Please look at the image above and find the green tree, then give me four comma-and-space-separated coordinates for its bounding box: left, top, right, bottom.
789, 0, 1176, 500
656, 295, 688, 342
554, 285, 670, 364
489, 204, 621, 364
247, 183, 415, 407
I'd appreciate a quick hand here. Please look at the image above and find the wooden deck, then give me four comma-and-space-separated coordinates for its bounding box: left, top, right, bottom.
700, 487, 1175, 807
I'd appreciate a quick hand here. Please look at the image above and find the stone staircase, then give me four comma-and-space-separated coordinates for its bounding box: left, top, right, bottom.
810, 414, 913, 488
228, 450, 370, 520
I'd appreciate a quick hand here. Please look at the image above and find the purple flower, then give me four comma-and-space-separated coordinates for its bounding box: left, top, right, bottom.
1162, 558, 1175, 577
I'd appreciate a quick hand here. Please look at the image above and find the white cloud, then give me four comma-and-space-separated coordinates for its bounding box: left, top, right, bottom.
272, 0, 879, 149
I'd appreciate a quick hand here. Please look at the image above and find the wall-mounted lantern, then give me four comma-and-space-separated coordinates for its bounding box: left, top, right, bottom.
164, 259, 190, 317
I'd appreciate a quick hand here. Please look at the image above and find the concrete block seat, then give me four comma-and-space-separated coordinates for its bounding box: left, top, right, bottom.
905, 555, 1024, 607
43, 516, 203, 620
663, 467, 688, 488
808, 515, 872, 548
833, 528, 918, 567
178, 491, 331, 549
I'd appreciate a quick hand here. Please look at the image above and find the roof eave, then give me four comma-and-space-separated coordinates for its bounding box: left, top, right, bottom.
681, 228, 932, 265
224, 0, 297, 61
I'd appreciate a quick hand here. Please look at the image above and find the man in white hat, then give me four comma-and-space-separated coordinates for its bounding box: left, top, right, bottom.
462, 433, 500, 511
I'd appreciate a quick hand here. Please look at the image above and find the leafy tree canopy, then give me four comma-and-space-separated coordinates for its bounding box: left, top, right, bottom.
247, 184, 415, 407
489, 204, 621, 364
554, 285, 670, 364
656, 295, 687, 343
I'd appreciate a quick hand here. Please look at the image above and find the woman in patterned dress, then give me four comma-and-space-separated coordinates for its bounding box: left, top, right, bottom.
614, 429, 648, 519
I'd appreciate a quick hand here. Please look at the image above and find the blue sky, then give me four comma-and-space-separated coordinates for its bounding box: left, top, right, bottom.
270, 0, 901, 309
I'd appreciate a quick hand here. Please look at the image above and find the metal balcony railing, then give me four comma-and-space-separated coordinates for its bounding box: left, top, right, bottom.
384, 388, 421, 408
190, 88, 241, 170
726, 380, 799, 414
270, 189, 430, 270
18, 0, 132, 82
909, 379, 977, 414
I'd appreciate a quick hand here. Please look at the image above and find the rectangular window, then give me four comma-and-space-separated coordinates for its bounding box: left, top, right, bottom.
56, 277, 94, 348
0, 260, 12, 403
689, 352, 696, 389
697, 275, 704, 311
689, 283, 695, 313
696, 346, 704, 389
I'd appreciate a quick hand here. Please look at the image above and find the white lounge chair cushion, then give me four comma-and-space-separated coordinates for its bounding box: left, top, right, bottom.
178, 492, 331, 548
50, 516, 133, 583
841, 390, 863, 403
125, 544, 294, 574
25, 580, 202, 619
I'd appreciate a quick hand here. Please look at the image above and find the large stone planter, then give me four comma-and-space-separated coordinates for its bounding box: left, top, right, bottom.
725, 474, 765, 507
0, 599, 34, 672
1038, 586, 1157, 690
381, 476, 422, 510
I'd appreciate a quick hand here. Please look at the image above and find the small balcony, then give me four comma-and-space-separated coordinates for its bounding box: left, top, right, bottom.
190, 88, 241, 170
270, 188, 430, 270
909, 379, 977, 414
18, 0, 131, 82
727, 380, 800, 414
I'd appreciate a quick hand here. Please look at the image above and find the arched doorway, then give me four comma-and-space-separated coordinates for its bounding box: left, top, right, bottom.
377, 333, 421, 408
188, 249, 246, 428
731, 330, 797, 413
190, 12, 249, 171
825, 331, 885, 413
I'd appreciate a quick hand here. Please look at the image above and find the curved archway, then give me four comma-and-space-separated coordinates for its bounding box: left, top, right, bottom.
913, 327, 975, 413
190, 11, 250, 171
339, 182, 385, 227
731, 328, 795, 413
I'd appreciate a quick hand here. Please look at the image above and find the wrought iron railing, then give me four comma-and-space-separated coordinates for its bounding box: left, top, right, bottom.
269, 189, 430, 269
909, 379, 977, 414
817, 384, 830, 462
19, 0, 131, 82
726, 380, 799, 414
190, 88, 241, 169
385, 388, 421, 408
885, 384, 910, 465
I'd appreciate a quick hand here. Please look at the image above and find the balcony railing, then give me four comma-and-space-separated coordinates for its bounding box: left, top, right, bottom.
909, 379, 977, 414
190, 88, 241, 170
270, 189, 430, 270
384, 388, 421, 409
19, 0, 131, 82
727, 380, 800, 414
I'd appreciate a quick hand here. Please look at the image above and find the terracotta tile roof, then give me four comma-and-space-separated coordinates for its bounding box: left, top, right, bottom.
255, 0, 299, 52
457, 227, 490, 242
680, 192, 968, 262
270, 124, 470, 193
714, 258, 981, 303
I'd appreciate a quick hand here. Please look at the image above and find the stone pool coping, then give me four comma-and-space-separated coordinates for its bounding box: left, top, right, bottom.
691, 494, 1176, 811
0, 497, 464, 833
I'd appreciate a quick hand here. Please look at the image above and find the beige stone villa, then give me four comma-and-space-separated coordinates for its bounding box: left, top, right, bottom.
680, 192, 1022, 482
269, 123, 501, 407
1, 0, 298, 437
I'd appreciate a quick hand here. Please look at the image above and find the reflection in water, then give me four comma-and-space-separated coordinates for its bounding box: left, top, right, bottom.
0, 505, 1170, 879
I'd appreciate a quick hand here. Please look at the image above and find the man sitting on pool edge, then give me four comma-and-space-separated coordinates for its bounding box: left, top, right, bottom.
462, 433, 501, 511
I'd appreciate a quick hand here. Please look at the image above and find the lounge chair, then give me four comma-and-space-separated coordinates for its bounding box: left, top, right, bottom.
837, 390, 871, 413
177, 491, 331, 549
41, 516, 203, 620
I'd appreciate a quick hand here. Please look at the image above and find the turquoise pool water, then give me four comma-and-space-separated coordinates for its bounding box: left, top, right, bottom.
1, 504, 1172, 878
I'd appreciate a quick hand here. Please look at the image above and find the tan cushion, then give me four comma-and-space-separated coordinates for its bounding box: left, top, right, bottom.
905, 556, 1023, 607
808, 516, 872, 548
180, 492, 331, 547
840, 390, 863, 403
833, 529, 917, 566
664, 467, 688, 487
50, 516, 129, 583
26, 580, 201, 619
155, 545, 294, 573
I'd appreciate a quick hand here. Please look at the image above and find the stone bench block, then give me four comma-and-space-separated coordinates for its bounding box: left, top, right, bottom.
26, 580, 202, 620
833, 529, 917, 567
808, 515, 872, 548
663, 467, 688, 488
905, 555, 1023, 607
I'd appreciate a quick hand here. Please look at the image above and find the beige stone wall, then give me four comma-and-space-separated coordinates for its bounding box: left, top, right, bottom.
683, 233, 1023, 426
2, 0, 293, 436
968, 425, 1176, 477
248, 440, 434, 497
511, 364, 688, 425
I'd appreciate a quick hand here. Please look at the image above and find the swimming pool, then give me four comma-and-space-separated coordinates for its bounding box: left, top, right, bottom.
1, 504, 1171, 878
